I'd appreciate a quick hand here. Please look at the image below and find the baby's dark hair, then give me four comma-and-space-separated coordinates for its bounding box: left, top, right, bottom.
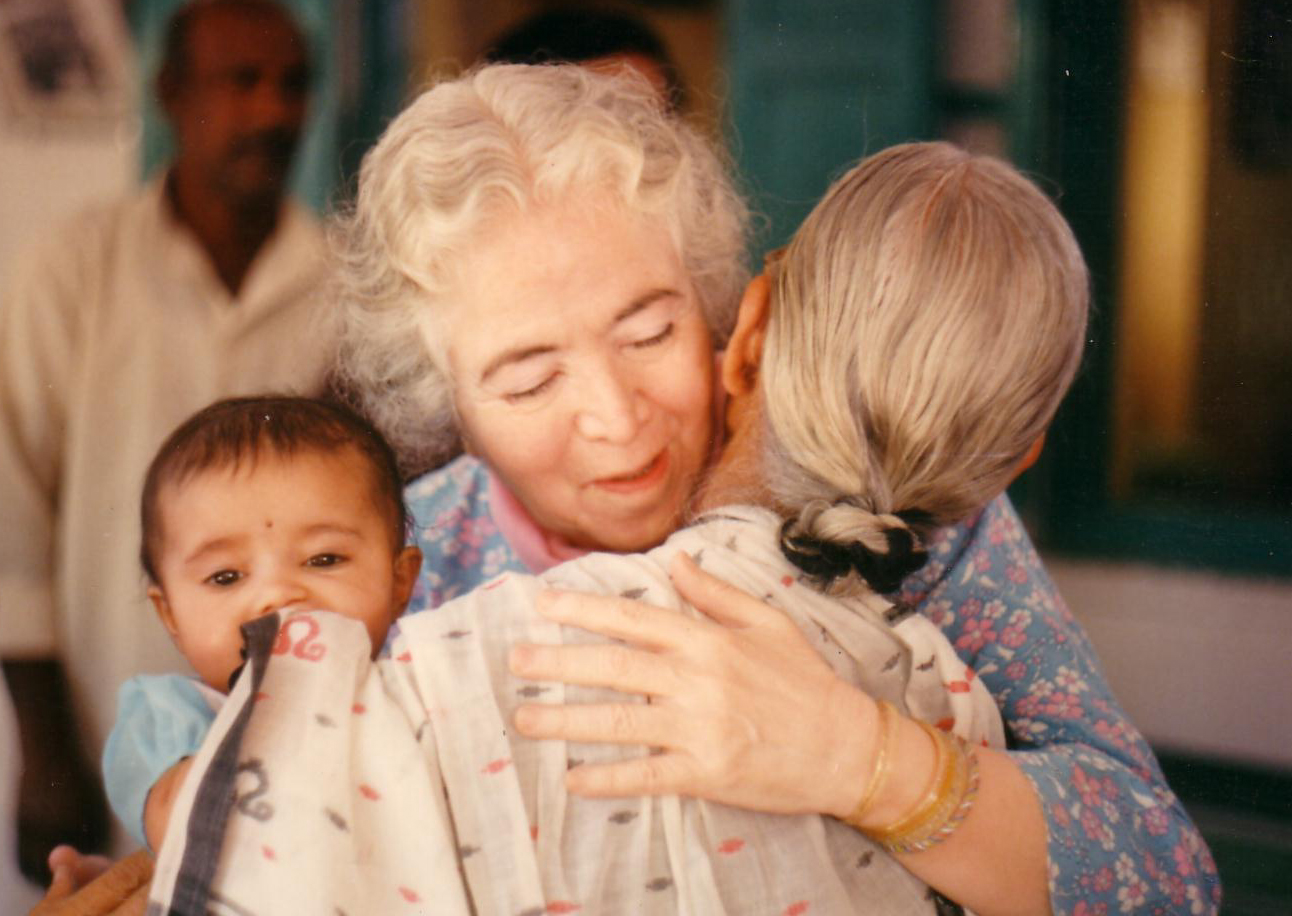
140, 395, 408, 584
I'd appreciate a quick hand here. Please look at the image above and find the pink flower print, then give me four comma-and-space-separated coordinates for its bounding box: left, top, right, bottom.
925, 598, 954, 628
1016, 694, 1042, 719
1163, 873, 1187, 906
1051, 801, 1072, 829
1053, 665, 1088, 694
458, 514, 497, 548
1093, 718, 1131, 752
1006, 563, 1030, 585
958, 597, 984, 619
955, 616, 998, 653
1073, 903, 1109, 916
1000, 621, 1028, 649
972, 548, 993, 573
1073, 765, 1110, 809
1041, 690, 1084, 719
1117, 879, 1148, 912
1005, 660, 1028, 681
1079, 805, 1115, 850
1143, 806, 1170, 836
987, 513, 1011, 545
1093, 866, 1115, 893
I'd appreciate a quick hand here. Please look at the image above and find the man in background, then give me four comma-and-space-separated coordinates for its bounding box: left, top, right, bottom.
0, 0, 334, 878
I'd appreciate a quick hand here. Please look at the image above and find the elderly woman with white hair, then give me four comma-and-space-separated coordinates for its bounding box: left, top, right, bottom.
102, 66, 1217, 916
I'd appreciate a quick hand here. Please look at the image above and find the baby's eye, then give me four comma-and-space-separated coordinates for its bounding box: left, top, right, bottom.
307, 553, 345, 568
205, 569, 242, 587
628, 323, 674, 349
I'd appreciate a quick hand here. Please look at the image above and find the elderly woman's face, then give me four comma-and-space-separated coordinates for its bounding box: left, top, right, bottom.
448, 200, 715, 551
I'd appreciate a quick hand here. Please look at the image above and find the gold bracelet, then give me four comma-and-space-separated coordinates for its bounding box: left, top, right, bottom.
869, 719, 950, 839
867, 722, 979, 854
883, 742, 979, 854
842, 700, 896, 829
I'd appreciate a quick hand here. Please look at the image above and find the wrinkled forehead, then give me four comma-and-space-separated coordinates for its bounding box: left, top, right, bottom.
437, 191, 683, 320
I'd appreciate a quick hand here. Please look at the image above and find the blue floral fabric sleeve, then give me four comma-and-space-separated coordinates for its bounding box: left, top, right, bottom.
898, 495, 1221, 915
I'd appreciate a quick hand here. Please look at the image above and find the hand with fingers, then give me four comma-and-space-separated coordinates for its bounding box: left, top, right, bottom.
508, 550, 878, 820
30, 846, 152, 916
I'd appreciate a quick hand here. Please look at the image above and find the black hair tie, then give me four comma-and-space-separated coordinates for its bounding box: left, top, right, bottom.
779, 516, 929, 594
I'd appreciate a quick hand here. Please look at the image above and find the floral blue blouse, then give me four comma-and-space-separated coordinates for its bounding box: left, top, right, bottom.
406, 455, 1222, 915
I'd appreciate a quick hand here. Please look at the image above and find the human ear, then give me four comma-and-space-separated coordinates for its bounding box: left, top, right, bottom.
721, 273, 773, 398
149, 586, 181, 643
1011, 433, 1047, 481
391, 546, 423, 613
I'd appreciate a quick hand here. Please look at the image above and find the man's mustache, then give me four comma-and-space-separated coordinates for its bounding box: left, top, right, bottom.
228, 128, 299, 164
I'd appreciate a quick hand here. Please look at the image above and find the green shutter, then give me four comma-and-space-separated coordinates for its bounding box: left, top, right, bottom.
725, 0, 936, 250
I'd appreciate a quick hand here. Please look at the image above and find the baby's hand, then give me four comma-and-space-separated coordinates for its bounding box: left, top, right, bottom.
142, 758, 194, 852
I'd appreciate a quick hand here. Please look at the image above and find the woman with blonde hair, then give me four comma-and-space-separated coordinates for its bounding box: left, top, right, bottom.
102, 66, 1217, 916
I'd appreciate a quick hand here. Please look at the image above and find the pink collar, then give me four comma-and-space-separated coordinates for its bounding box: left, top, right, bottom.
486, 471, 589, 573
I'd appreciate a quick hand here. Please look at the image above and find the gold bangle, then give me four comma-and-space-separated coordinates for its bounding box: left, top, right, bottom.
884, 745, 979, 854
869, 719, 950, 839
867, 722, 979, 854
842, 700, 896, 830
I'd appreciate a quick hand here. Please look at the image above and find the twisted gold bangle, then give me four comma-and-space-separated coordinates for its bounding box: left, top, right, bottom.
866, 721, 980, 854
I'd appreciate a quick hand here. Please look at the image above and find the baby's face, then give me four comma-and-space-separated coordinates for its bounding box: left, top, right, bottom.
148, 447, 420, 692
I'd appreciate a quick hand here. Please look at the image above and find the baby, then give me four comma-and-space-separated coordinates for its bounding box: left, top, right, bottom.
102, 395, 422, 850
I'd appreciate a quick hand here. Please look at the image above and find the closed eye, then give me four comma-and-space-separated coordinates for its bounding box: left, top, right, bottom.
629, 323, 674, 349
205, 569, 242, 587
503, 373, 559, 403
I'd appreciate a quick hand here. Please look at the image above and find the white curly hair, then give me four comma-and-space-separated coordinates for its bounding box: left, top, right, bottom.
330, 63, 751, 475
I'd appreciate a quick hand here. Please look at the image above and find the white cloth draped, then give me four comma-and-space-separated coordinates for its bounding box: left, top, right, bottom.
148, 508, 1004, 915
